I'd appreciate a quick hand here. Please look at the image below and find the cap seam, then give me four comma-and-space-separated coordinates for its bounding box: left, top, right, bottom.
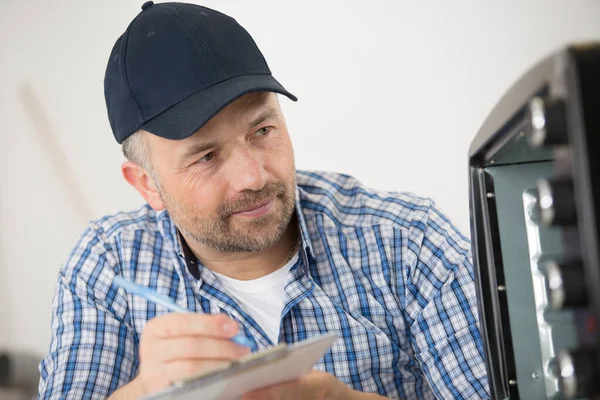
238, 26, 272, 75
173, 7, 225, 81
120, 17, 145, 122
158, 5, 223, 81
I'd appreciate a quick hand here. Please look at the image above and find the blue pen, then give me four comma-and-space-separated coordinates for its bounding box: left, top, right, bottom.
113, 275, 256, 351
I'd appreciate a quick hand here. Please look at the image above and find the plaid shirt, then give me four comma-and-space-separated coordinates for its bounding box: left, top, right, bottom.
38, 170, 489, 399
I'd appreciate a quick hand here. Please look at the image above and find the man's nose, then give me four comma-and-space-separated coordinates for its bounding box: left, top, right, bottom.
227, 146, 268, 193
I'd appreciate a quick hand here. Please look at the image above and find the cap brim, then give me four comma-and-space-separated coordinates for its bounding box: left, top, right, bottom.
141, 74, 297, 141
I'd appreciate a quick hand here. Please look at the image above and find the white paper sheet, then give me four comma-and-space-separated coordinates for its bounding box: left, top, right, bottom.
144, 333, 339, 400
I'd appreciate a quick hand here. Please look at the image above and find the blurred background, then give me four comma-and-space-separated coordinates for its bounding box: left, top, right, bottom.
0, 0, 599, 387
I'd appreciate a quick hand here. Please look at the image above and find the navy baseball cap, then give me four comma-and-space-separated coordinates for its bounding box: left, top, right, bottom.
104, 1, 297, 144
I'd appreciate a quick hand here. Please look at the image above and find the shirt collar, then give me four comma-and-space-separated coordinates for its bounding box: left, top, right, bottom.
294, 185, 315, 268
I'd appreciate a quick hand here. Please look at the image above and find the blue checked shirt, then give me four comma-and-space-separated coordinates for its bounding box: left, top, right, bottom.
38, 170, 490, 399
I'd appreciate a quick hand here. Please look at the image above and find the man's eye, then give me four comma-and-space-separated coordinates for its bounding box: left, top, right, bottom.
200, 152, 215, 163
255, 126, 272, 136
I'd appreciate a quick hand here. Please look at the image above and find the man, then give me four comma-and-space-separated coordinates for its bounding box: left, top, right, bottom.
38, 2, 489, 399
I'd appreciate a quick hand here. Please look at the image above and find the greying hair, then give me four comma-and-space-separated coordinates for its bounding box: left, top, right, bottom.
122, 130, 151, 171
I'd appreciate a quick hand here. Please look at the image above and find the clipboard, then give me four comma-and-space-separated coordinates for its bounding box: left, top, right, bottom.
143, 333, 339, 400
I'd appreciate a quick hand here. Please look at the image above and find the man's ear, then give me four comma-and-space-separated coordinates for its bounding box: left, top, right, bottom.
121, 161, 165, 211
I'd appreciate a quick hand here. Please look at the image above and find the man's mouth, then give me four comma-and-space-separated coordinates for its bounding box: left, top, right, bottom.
231, 198, 275, 218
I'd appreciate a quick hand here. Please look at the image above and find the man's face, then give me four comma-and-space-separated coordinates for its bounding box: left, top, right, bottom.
145, 92, 296, 252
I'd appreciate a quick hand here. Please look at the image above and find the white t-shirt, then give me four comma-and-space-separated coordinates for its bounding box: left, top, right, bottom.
212, 252, 299, 344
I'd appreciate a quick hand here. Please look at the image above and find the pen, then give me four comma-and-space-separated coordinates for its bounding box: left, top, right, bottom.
113, 275, 256, 350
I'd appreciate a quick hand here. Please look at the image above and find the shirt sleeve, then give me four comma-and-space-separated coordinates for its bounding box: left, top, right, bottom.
404, 201, 490, 400
38, 225, 138, 399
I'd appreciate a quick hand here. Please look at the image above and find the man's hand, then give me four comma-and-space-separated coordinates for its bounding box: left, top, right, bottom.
242, 370, 387, 400
241, 370, 349, 400
109, 313, 251, 399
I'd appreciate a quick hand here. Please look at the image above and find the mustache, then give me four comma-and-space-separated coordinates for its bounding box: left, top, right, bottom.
219, 182, 287, 216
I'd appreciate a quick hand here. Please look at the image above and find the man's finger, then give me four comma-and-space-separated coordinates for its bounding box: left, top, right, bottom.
165, 359, 231, 383
150, 336, 250, 362
139, 359, 230, 392
145, 313, 240, 339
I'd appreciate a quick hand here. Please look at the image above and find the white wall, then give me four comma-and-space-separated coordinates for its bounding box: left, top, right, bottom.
1, 0, 599, 357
